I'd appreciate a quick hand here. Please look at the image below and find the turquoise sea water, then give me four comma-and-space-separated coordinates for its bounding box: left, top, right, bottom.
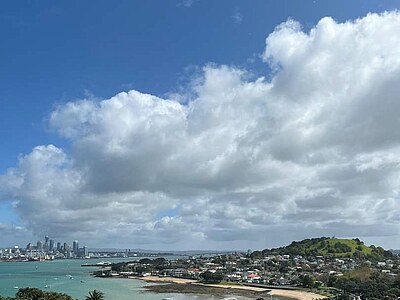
0, 258, 252, 300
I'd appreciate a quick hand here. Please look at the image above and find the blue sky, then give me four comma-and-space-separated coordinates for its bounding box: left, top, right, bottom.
1, 1, 400, 249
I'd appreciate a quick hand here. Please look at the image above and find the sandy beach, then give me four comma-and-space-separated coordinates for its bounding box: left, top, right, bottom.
194, 282, 269, 292
132, 275, 197, 284
135, 276, 326, 300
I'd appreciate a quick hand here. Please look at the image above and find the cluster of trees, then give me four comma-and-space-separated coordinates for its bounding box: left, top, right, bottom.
332, 272, 400, 300
0, 288, 104, 300
111, 257, 167, 273
365, 245, 394, 261
308, 268, 400, 300
327, 242, 352, 254
200, 270, 224, 283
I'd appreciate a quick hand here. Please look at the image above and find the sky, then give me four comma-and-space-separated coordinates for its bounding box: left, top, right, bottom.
1, 0, 400, 250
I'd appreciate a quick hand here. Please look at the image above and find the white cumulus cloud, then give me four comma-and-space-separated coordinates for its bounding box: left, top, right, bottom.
1, 12, 400, 249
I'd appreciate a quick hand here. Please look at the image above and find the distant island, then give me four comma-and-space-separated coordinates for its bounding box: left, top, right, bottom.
90, 237, 400, 300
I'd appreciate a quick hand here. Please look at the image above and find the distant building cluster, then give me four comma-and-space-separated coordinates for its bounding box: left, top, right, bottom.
0, 235, 88, 261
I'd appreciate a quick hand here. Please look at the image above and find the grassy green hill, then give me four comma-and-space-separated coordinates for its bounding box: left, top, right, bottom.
252, 237, 394, 260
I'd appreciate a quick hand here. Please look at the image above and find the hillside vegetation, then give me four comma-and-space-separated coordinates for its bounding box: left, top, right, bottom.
251, 237, 393, 260
0, 288, 73, 300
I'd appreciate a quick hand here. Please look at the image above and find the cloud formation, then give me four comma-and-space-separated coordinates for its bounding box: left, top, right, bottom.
232, 12, 243, 24
2, 12, 400, 249
177, 0, 197, 8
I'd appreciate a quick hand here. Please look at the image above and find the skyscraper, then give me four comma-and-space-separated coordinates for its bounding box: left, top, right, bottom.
49, 239, 55, 252
63, 242, 69, 253
73, 240, 79, 254
44, 235, 49, 252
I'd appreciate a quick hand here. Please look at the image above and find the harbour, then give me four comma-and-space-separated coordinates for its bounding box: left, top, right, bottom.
0, 259, 258, 300
0, 258, 164, 300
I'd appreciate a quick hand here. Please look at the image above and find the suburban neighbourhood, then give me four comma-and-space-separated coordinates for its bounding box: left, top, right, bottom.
93, 238, 400, 299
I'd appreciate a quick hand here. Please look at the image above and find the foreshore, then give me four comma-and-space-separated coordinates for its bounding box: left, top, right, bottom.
132, 276, 326, 300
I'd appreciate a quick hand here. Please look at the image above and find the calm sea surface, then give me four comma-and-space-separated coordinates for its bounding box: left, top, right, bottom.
0, 258, 252, 300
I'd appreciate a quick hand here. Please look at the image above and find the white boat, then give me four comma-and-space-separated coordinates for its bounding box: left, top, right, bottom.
96, 261, 112, 266
13, 286, 19, 289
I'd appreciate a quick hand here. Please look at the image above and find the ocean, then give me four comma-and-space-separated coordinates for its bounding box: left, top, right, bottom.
0, 258, 251, 300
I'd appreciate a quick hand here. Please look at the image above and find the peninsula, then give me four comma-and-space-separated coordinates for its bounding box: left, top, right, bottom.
91, 237, 400, 299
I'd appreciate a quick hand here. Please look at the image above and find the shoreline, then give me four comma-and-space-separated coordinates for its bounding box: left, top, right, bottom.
132, 276, 326, 300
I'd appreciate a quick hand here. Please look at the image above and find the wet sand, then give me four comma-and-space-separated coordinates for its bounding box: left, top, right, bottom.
269, 289, 326, 300
143, 282, 277, 299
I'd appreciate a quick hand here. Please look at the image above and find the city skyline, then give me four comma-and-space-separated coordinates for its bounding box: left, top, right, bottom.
0, 234, 90, 262
1, 1, 400, 250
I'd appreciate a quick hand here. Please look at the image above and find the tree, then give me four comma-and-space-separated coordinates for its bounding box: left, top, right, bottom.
200, 271, 224, 283
353, 250, 365, 260
15, 287, 73, 300
334, 242, 352, 253
299, 274, 316, 288
85, 290, 104, 300
278, 261, 290, 273
250, 250, 263, 259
